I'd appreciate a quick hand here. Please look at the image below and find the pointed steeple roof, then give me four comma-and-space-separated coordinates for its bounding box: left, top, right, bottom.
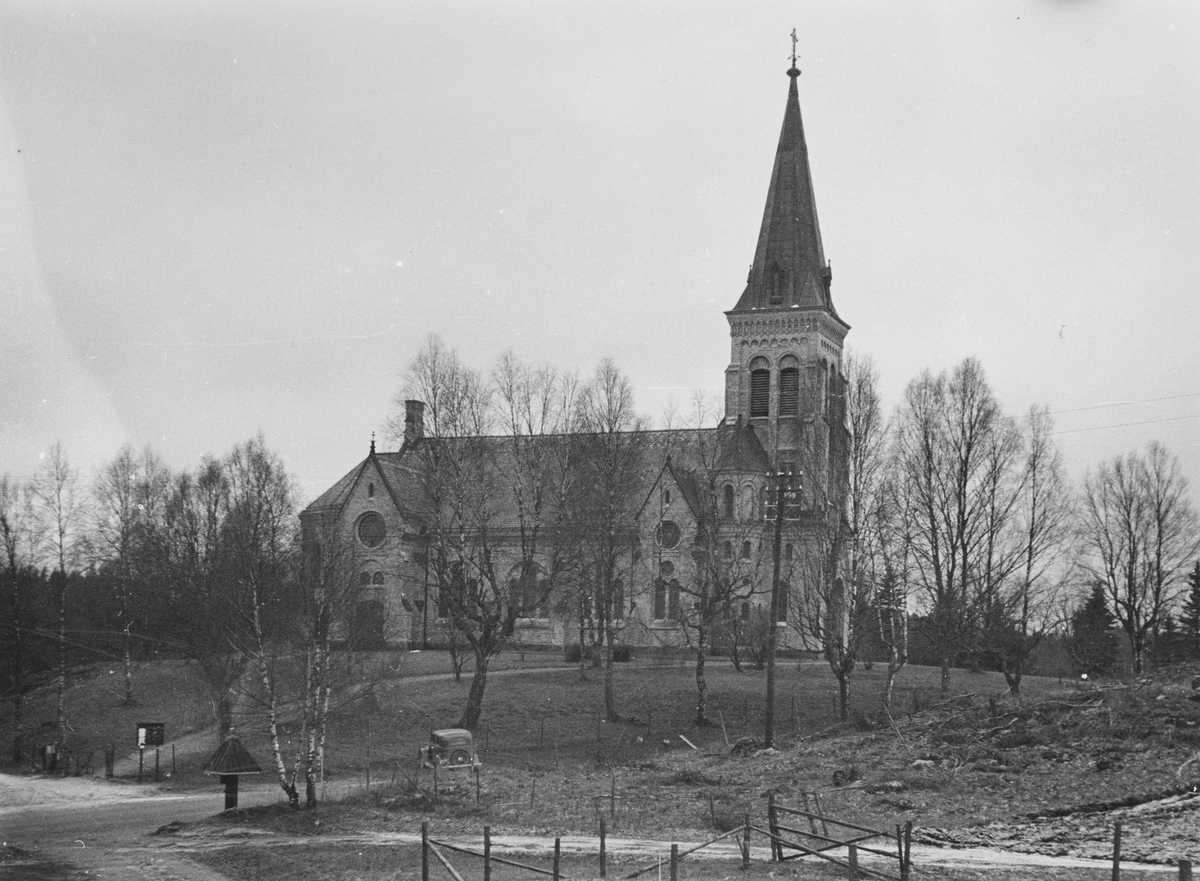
732, 62, 839, 319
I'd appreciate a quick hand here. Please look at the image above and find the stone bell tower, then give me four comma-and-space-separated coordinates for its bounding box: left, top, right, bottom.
724, 53, 850, 480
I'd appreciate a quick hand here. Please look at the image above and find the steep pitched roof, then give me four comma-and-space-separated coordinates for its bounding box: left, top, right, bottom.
302, 444, 423, 520
732, 65, 841, 321
203, 735, 262, 776
305, 424, 772, 532
713, 418, 771, 473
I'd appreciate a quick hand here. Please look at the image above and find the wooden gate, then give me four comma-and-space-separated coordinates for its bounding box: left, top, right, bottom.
762, 793, 912, 881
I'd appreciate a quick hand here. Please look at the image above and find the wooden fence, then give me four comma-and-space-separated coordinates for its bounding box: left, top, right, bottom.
763, 793, 911, 881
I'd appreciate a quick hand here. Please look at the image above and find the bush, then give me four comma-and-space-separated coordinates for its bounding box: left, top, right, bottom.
564, 644, 583, 663
613, 645, 633, 662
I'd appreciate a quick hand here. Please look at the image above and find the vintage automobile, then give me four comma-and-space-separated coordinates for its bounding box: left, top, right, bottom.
418, 728, 479, 770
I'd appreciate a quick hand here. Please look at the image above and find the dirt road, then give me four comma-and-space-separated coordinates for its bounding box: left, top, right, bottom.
1, 772, 1179, 879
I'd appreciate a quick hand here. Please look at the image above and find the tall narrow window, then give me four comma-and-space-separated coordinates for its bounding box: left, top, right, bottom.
779, 356, 799, 416
668, 580, 681, 620
654, 579, 667, 620
750, 364, 770, 418
723, 484, 735, 519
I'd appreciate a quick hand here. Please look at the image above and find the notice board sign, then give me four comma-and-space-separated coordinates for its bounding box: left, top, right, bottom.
136, 722, 165, 748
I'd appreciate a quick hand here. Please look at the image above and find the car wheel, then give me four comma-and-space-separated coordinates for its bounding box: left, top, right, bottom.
449, 749, 470, 765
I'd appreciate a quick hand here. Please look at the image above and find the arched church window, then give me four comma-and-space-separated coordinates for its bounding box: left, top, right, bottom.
741, 601, 751, 622
723, 484, 734, 519
749, 358, 770, 418
779, 355, 800, 416
722, 541, 733, 560
359, 571, 371, 587
368, 482, 375, 498
668, 579, 682, 620
741, 541, 752, 560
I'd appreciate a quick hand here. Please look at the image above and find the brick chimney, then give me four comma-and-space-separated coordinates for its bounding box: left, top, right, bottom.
404, 400, 425, 445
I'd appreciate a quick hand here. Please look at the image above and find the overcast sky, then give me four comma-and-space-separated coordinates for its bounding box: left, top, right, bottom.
1, 1, 1197, 505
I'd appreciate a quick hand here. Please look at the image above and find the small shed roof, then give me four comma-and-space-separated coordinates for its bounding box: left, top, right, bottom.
203, 735, 263, 776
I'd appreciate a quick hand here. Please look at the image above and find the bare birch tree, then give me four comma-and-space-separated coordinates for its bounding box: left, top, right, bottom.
571, 358, 648, 723
162, 457, 244, 734
398, 337, 578, 730
979, 406, 1075, 696
671, 397, 768, 726
92, 445, 171, 705
1079, 442, 1199, 674
894, 358, 1017, 696
30, 442, 87, 754
221, 434, 301, 805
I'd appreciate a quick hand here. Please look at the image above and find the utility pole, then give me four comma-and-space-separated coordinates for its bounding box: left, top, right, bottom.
764, 469, 796, 748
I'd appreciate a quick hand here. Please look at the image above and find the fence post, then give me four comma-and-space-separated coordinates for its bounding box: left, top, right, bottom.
484, 826, 491, 881
1112, 821, 1122, 881
553, 837, 561, 881
1180, 859, 1192, 881
421, 822, 429, 881
670, 844, 678, 881
600, 816, 607, 878
742, 819, 751, 870
610, 772, 616, 820
902, 820, 912, 881
768, 793, 780, 861
848, 843, 858, 880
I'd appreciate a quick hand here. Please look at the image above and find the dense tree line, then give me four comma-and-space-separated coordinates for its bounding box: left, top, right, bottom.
0, 435, 356, 807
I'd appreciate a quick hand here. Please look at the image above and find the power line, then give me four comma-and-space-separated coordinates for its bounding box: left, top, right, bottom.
1051, 413, 1200, 436
1049, 391, 1200, 417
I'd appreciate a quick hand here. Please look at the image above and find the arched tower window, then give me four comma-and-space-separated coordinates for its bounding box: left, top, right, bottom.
722, 541, 733, 560
779, 355, 800, 416
723, 484, 734, 519
749, 357, 770, 418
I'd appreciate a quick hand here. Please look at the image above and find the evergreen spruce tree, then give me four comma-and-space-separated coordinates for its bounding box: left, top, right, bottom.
1070, 582, 1119, 677
1180, 561, 1200, 659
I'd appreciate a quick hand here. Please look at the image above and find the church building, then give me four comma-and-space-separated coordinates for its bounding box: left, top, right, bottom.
301, 60, 852, 653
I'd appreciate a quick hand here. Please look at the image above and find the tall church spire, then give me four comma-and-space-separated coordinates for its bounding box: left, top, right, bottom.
723, 46, 850, 454
731, 49, 838, 319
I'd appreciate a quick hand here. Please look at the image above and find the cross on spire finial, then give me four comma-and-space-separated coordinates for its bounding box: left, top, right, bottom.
370, 431, 376, 455
791, 28, 798, 68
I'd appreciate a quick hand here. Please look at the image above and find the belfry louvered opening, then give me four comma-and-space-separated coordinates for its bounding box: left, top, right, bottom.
779, 363, 800, 416
750, 364, 770, 417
